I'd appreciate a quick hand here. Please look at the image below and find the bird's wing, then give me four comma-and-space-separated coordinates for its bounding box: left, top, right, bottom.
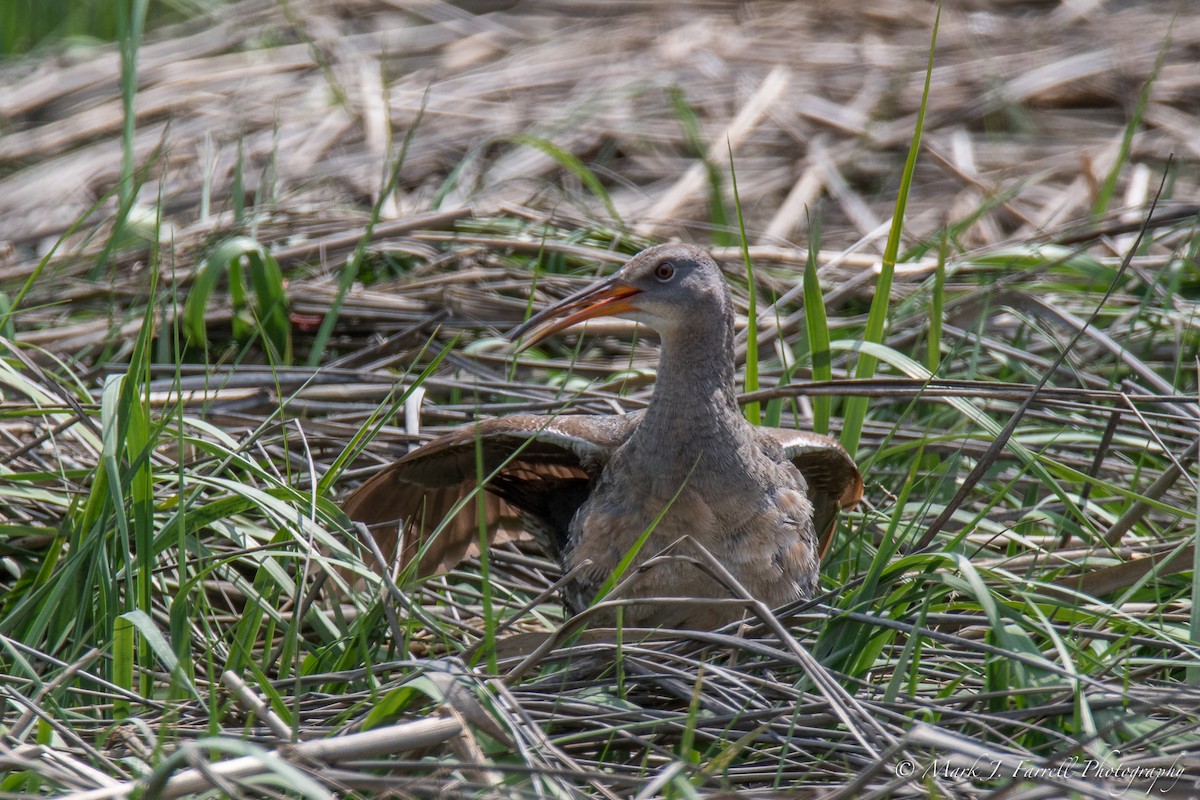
342, 413, 641, 575
760, 428, 863, 558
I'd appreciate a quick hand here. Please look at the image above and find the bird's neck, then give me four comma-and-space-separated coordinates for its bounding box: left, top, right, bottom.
638, 304, 745, 455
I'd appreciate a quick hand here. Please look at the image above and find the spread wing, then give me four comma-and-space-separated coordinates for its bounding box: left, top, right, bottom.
342, 413, 640, 575
759, 428, 863, 557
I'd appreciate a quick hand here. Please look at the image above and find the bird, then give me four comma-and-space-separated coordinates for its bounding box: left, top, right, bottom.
342, 243, 862, 629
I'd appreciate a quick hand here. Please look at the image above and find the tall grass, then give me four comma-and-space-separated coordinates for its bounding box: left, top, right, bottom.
839, 5, 940, 459
4, 197, 1197, 798
728, 148, 761, 425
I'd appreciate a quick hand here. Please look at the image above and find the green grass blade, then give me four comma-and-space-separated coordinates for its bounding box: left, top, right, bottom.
120, 247, 159, 676
840, 4, 940, 456
244, 243, 292, 363
727, 144, 760, 425
671, 88, 730, 245
120, 609, 198, 699
184, 237, 292, 362
116, 0, 147, 211
927, 233, 947, 373
2, 188, 117, 330
0, 294, 14, 340
803, 213, 830, 434
501, 133, 623, 226
112, 614, 134, 720
1092, 32, 1169, 216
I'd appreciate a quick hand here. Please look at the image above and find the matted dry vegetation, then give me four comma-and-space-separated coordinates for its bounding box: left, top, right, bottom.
2, 1, 1200, 798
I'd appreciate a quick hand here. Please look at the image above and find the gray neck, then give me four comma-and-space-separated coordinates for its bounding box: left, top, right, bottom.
634, 301, 749, 475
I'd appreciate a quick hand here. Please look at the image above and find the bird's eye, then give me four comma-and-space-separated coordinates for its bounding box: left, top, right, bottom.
653, 262, 675, 282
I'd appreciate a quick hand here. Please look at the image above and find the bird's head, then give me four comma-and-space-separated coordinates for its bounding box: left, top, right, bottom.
511, 243, 729, 350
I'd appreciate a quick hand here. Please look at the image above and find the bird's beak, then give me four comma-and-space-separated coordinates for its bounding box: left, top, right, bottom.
510, 276, 642, 351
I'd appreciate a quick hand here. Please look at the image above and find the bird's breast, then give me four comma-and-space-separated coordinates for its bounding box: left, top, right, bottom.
558, 458, 818, 627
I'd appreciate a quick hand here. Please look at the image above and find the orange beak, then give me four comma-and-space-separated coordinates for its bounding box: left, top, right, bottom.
510, 276, 642, 351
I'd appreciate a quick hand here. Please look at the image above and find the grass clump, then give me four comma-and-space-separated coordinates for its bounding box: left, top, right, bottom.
4, 197, 1197, 796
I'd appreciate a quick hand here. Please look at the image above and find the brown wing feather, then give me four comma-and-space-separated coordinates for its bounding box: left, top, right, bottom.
342, 413, 640, 576
759, 428, 863, 558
